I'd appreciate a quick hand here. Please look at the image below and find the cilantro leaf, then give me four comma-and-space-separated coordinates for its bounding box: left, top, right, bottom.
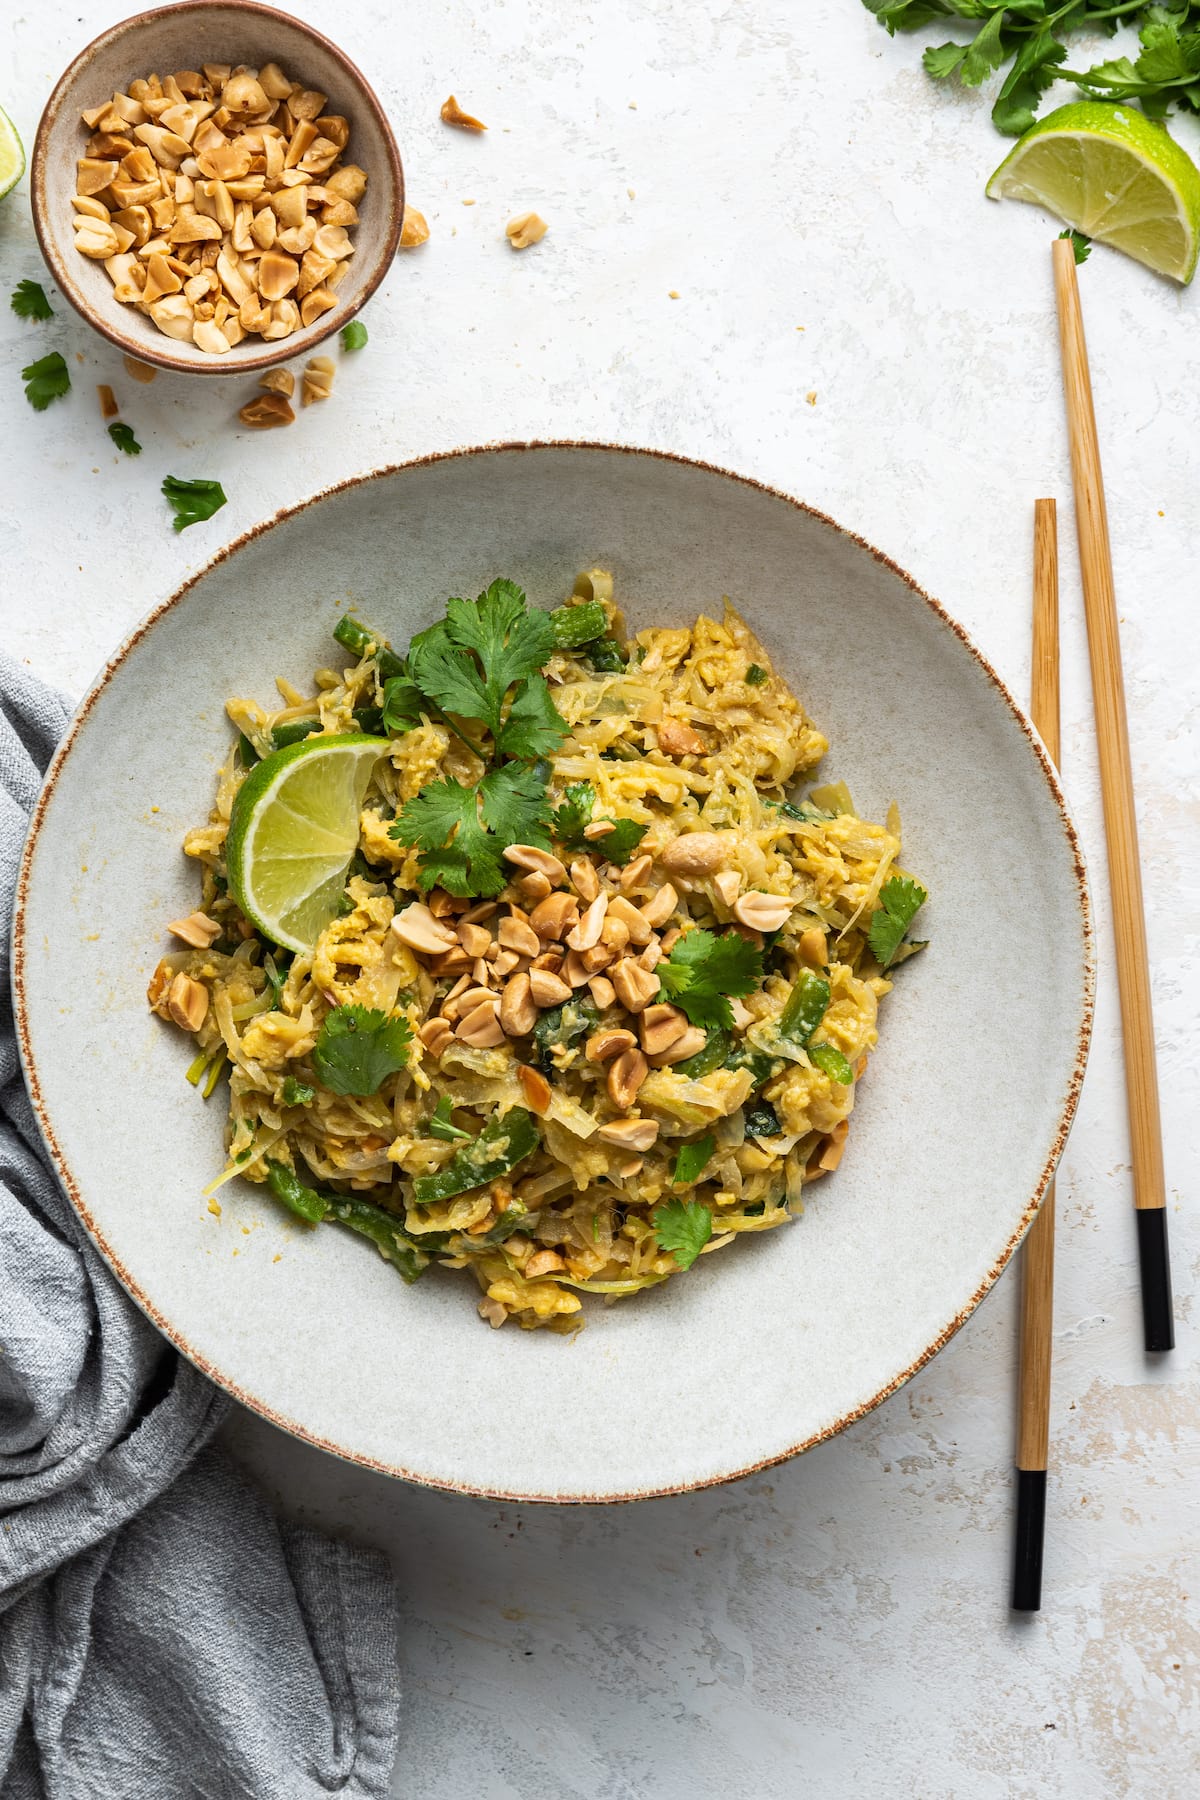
1059, 227, 1091, 265
108, 421, 141, 454
656, 928, 763, 1031
311, 1005, 412, 1096
495, 673, 570, 758
11, 279, 53, 321
993, 28, 1067, 136
552, 781, 595, 842
672, 1135, 715, 1186
653, 1197, 713, 1269
550, 780, 648, 864
408, 579, 560, 744
162, 475, 227, 532
389, 761, 552, 897
382, 675, 426, 735
281, 1075, 316, 1107
22, 351, 70, 411
428, 1096, 471, 1141
341, 319, 368, 350
867, 876, 929, 970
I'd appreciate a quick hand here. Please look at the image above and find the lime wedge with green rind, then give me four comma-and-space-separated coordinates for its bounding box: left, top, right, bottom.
0, 106, 25, 201
226, 734, 387, 953
986, 102, 1200, 284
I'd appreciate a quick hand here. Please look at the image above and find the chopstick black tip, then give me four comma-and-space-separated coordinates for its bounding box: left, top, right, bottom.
1012, 1468, 1047, 1612
1136, 1207, 1174, 1353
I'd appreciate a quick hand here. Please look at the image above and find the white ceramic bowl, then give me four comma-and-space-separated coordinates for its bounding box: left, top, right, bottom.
14, 445, 1093, 1501
31, 0, 403, 375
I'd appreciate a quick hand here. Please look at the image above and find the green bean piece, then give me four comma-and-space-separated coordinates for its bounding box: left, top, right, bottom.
581, 638, 625, 672
778, 969, 830, 1043
675, 1028, 730, 1079
548, 600, 606, 649
237, 733, 260, 768
808, 1043, 855, 1085
266, 1159, 329, 1223
412, 1108, 540, 1206
271, 718, 321, 749
325, 1196, 434, 1283
202, 1052, 227, 1099
332, 615, 406, 682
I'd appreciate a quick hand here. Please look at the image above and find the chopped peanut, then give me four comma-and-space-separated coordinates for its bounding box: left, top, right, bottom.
72, 61, 366, 354
97, 383, 119, 420
440, 94, 487, 131
399, 206, 430, 248
167, 910, 221, 948
167, 971, 208, 1031
238, 391, 295, 428
505, 211, 548, 250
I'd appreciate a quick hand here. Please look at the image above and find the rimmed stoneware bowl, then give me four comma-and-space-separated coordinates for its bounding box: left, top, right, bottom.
31, 0, 403, 375
14, 444, 1094, 1502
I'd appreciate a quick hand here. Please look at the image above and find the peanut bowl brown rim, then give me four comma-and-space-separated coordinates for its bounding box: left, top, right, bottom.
30, 0, 404, 376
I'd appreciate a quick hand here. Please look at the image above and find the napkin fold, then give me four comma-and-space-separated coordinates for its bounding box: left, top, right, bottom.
0, 656, 400, 1799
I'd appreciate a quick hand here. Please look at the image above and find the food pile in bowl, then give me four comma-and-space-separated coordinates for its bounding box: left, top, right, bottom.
148, 572, 928, 1331
70, 58, 366, 354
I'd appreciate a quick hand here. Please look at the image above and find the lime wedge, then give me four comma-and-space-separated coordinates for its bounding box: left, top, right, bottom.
986, 102, 1200, 284
0, 106, 25, 201
226, 734, 387, 953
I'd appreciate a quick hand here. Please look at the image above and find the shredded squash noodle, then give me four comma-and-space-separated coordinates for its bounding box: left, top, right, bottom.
149, 572, 928, 1333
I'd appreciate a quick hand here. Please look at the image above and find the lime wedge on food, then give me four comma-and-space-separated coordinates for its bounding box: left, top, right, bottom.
0, 106, 25, 200
986, 102, 1200, 284
227, 734, 387, 953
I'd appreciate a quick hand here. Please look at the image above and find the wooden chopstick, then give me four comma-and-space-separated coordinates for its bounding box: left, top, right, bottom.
1052, 237, 1174, 1354
1013, 498, 1060, 1614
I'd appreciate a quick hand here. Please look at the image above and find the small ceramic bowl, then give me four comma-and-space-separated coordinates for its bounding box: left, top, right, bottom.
31, 0, 403, 375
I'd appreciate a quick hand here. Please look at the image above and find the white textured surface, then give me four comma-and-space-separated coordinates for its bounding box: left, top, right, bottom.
2, 2, 1196, 1794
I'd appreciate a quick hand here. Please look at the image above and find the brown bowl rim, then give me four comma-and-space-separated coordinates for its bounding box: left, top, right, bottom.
30, 0, 404, 376
11, 440, 1097, 1504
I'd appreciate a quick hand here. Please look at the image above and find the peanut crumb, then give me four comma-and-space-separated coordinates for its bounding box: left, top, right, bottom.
806, 390, 817, 405
668, 289, 680, 299
441, 94, 487, 131
207, 1198, 222, 1216
505, 211, 548, 250
97, 383, 118, 419
627, 188, 636, 199
462, 198, 476, 206
400, 205, 430, 248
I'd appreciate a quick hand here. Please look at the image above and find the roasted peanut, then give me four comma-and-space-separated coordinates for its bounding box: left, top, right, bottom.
167, 972, 208, 1031
530, 891, 579, 943
167, 910, 221, 947
566, 893, 608, 952
456, 1000, 506, 1047
638, 1003, 689, 1057
391, 901, 458, 955
639, 883, 677, 929
504, 844, 566, 885
585, 1028, 636, 1063
516, 1064, 552, 1115
734, 892, 796, 933
799, 926, 828, 968
659, 832, 727, 876
609, 957, 659, 1013
597, 1117, 659, 1152
569, 857, 599, 902
418, 1017, 453, 1057
499, 973, 538, 1036
529, 968, 572, 1008
657, 717, 706, 757
607, 1047, 649, 1110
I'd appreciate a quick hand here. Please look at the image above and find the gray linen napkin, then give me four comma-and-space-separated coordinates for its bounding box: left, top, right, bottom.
0, 656, 400, 1799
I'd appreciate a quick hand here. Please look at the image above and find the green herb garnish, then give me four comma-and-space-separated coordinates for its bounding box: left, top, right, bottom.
11, 279, 53, 321
311, 1004, 412, 1096
653, 1197, 714, 1269
390, 761, 553, 897
162, 475, 227, 532
867, 876, 928, 970
341, 319, 369, 350
108, 421, 141, 454
745, 663, 768, 686
656, 928, 763, 1032
22, 351, 70, 411
672, 1135, 715, 1186
777, 969, 830, 1043
1059, 227, 1091, 265
428, 1096, 471, 1142
281, 1075, 316, 1107
407, 578, 566, 758
551, 779, 648, 864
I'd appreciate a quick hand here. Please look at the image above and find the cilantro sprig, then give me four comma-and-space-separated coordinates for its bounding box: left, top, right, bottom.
311, 1005, 412, 1096
341, 320, 368, 350
864, 2, 1200, 137
22, 352, 70, 411
11, 280, 53, 321
656, 928, 763, 1032
550, 780, 649, 865
867, 876, 928, 970
162, 475, 227, 533
653, 1197, 714, 1269
108, 421, 141, 455
391, 761, 553, 896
